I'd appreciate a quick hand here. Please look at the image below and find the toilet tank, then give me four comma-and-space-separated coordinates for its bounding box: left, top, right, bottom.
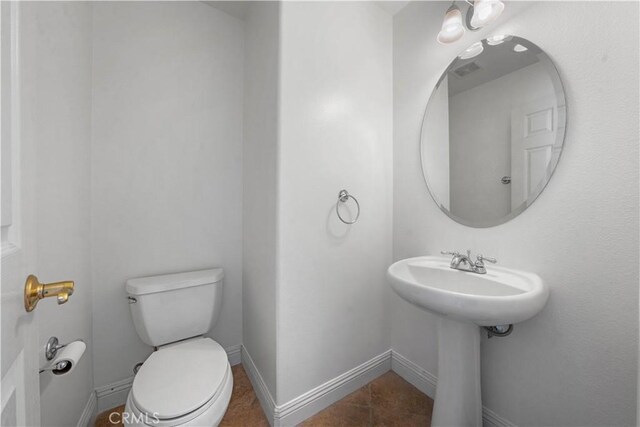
126, 268, 224, 347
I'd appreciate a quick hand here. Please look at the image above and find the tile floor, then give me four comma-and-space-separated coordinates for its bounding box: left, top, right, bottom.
94, 365, 433, 426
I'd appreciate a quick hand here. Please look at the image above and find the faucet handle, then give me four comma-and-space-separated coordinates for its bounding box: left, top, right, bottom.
476, 254, 497, 264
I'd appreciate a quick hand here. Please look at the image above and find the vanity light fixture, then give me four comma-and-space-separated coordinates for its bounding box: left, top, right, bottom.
437, 3, 466, 44
468, 0, 505, 30
458, 41, 484, 59
437, 0, 505, 44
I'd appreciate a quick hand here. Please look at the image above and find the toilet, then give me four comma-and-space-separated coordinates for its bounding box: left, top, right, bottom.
123, 269, 232, 427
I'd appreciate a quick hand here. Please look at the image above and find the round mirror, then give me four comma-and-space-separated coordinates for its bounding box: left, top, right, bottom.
421, 35, 566, 227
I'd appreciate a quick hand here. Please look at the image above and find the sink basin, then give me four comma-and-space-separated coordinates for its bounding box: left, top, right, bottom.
387, 256, 549, 427
387, 256, 548, 326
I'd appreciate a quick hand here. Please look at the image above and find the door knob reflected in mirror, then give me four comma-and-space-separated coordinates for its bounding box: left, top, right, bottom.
24, 275, 74, 312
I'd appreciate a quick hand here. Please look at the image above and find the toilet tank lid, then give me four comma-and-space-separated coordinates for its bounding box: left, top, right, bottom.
126, 268, 224, 296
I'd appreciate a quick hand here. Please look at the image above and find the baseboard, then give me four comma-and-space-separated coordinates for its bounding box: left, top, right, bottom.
390, 350, 437, 398
95, 376, 134, 413
390, 350, 516, 427
240, 345, 277, 425
241, 346, 392, 427
226, 344, 242, 366
76, 391, 97, 427
274, 349, 392, 426
483, 406, 517, 427
95, 343, 243, 413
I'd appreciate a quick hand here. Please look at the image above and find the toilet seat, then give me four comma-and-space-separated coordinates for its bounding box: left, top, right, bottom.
124, 338, 233, 426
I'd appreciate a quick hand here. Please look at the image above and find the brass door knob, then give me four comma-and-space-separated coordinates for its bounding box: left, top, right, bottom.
24, 275, 74, 312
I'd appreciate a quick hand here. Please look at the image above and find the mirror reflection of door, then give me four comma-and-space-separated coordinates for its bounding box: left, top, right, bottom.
511, 96, 565, 209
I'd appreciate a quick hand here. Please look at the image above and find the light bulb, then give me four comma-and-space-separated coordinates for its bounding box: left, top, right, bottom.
513, 44, 528, 52
458, 41, 484, 59
437, 4, 465, 44
470, 0, 505, 29
486, 34, 507, 46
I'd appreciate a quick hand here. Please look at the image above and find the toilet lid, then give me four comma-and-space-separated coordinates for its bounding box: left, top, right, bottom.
131, 338, 229, 419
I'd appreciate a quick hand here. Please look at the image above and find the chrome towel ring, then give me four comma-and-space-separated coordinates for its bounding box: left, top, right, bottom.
336, 189, 360, 225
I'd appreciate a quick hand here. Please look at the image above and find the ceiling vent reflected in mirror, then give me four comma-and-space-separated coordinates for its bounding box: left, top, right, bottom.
453, 62, 482, 78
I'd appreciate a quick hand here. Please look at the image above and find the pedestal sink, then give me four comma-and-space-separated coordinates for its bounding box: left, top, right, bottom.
387, 256, 549, 427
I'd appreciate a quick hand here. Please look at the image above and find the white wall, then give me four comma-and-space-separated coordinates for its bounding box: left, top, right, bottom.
393, 1, 639, 426
20, 3, 94, 426
276, 1, 393, 404
91, 2, 244, 389
243, 1, 280, 398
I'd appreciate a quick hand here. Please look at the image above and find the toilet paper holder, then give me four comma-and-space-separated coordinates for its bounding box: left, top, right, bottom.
40, 336, 69, 373
40, 336, 86, 374
45, 336, 69, 361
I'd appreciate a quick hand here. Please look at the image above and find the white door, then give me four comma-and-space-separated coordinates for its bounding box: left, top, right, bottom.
1, 2, 41, 425
510, 96, 564, 209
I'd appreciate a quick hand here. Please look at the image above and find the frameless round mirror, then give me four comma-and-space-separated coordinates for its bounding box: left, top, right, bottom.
421, 35, 566, 227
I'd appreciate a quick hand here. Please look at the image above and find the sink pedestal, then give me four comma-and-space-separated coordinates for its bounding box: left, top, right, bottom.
432, 317, 482, 427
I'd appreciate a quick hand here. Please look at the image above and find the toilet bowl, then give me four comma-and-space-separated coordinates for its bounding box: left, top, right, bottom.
124, 338, 233, 427
123, 269, 231, 427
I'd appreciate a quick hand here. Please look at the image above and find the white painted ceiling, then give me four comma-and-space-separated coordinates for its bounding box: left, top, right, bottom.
374, 1, 411, 16
203, 1, 411, 20
203, 1, 249, 20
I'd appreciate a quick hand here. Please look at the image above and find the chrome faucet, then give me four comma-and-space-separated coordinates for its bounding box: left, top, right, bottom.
441, 250, 497, 274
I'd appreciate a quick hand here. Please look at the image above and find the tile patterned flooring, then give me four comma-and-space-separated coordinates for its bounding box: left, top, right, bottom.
94, 365, 433, 427
299, 371, 433, 427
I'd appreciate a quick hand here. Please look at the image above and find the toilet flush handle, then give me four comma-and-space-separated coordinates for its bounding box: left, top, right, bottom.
127, 296, 137, 304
